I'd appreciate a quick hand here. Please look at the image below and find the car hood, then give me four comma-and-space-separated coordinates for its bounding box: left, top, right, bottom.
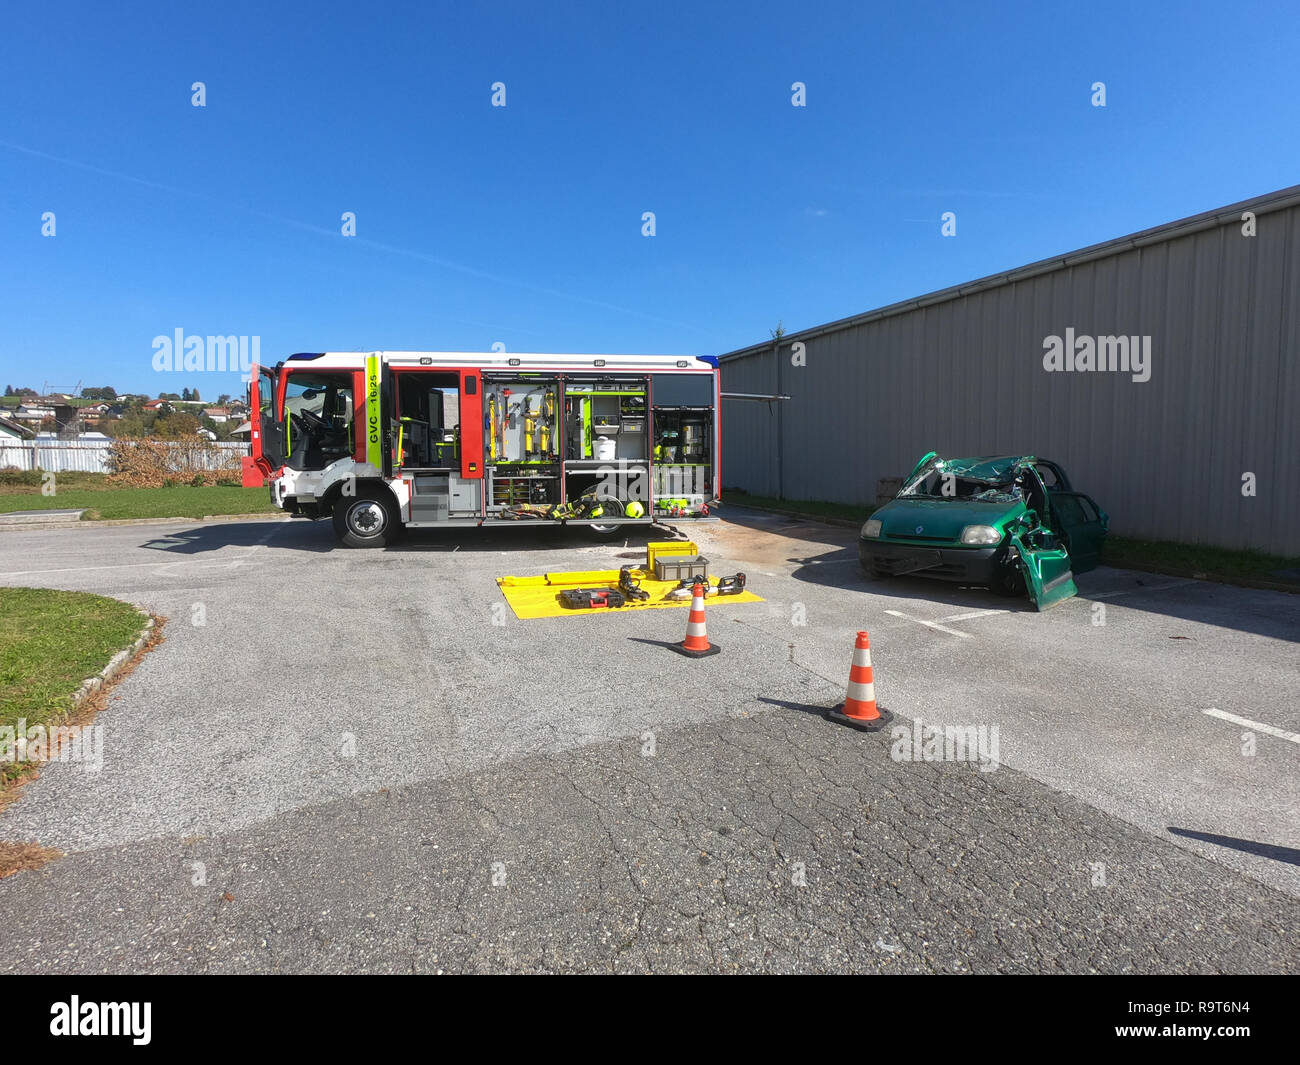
873, 498, 1025, 541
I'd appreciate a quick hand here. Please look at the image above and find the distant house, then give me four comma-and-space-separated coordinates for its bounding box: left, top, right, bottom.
0, 415, 35, 441
11, 404, 53, 423
143, 399, 168, 411
203, 407, 231, 423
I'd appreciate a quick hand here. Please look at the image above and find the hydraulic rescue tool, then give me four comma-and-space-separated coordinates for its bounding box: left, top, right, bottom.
619, 565, 650, 602
559, 588, 628, 609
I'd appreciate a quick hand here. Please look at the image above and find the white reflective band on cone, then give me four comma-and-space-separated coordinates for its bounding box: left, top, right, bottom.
847, 680, 876, 703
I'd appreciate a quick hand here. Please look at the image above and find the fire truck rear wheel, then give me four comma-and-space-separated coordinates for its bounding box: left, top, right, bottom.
334, 489, 400, 548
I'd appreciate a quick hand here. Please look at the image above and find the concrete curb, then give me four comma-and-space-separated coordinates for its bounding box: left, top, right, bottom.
71, 616, 156, 709
0, 512, 289, 533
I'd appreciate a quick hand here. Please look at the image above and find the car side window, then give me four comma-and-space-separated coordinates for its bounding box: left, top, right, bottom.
1053, 494, 1087, 526
1034, 463, 1060, 489
1076, 496, 1099, 523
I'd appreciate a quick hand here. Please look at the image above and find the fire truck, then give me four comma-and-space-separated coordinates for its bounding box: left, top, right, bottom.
249, 351, 720, 546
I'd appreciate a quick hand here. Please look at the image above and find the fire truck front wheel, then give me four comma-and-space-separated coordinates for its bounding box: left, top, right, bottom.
333, 488, 401, 548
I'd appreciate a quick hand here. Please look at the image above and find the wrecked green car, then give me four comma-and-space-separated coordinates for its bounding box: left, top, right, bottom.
858, 453, 1108, 609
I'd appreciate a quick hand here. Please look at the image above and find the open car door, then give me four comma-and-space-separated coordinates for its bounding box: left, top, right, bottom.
1007, 464, 1077, 610
250, 364, 285, 475
1049, 492, 1108, 573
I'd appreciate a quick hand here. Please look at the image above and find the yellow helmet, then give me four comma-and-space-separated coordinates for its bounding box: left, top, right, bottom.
625, 501, 645, 519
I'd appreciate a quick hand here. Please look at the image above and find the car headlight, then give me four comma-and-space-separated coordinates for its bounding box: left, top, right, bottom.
960, 524, 1001, 545
862, 518, 882, 539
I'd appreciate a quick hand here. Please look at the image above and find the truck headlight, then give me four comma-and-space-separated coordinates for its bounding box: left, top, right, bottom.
960, 524, 1001, 545
862, 518, 882, 539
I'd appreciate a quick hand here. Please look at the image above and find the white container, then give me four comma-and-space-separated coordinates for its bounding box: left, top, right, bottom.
595, 436, 617, 461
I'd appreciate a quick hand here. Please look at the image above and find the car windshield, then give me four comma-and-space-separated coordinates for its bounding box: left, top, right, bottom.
900, 469, 1023, 503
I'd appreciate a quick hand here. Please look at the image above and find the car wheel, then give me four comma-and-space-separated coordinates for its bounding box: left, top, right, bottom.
333, 488, 400, 548
991, 557, 1025, 596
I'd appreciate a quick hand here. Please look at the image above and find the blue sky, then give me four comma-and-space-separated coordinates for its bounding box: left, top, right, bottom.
2, 0, 1297, 399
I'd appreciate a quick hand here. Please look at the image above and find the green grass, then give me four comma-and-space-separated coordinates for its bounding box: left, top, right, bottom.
1105, 536, 1300, 586
0, 484, 273, 520
0, 588, 147, 777
721, 490, 871, 524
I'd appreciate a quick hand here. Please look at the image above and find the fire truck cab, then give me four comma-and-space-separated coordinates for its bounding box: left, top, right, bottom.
249, 351, 720, 546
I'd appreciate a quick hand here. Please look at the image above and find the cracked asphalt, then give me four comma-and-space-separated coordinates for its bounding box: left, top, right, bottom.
0, 511, 1296, 973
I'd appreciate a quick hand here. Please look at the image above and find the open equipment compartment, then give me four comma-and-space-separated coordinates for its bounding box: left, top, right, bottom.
562, 374, 650, 521
481, 373, 565, 513
392, 368, 485, 522
651, 370, 714, 517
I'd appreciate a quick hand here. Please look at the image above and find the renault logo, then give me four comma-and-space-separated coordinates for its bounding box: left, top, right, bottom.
915, 525, 924, 534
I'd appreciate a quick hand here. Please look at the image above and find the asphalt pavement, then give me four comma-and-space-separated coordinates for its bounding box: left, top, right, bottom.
0, 510, 1295, 972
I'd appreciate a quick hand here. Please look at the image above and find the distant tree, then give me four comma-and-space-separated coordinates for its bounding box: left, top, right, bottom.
154, 412, 200, 438
159, 392, 180, 401
191, 388, 201, 402
217, 393, 231, 405
82, 386, 118, 401
14, 387, 37, 397
3, 385, 11, 397
181, 387, 191, 401
107, 408, 157, 438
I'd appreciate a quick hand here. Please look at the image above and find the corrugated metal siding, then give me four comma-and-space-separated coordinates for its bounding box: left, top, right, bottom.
722, 199, 1300, 554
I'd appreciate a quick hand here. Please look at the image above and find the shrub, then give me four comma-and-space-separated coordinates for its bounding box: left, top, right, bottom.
105, 438, 241, 488
0, 467, 42, 487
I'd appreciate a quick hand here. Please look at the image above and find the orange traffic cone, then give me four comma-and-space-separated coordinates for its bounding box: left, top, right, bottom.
826, 631, 893, 731
670, 583, 721, 658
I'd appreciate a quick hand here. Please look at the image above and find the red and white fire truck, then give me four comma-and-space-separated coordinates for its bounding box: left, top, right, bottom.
249, 351, 720, 546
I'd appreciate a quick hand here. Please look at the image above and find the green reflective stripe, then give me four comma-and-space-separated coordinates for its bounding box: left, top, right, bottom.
365, 355, 382, 468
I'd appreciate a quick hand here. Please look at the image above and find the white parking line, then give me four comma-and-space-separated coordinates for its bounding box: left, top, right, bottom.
936, 609, 1009, 623
884, 609, 974, 638
1202, 708, 1300, 745
227, 524, 285, 569
1091, 578, 1196, 600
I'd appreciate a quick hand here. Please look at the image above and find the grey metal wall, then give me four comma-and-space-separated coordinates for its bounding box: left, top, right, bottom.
721, 193, 1300, 555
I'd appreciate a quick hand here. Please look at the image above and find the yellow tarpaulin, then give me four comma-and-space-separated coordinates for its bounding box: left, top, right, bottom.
495, 568, 764, 620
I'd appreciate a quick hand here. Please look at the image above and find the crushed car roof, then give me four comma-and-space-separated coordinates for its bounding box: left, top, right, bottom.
931, 455, 1036, 482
